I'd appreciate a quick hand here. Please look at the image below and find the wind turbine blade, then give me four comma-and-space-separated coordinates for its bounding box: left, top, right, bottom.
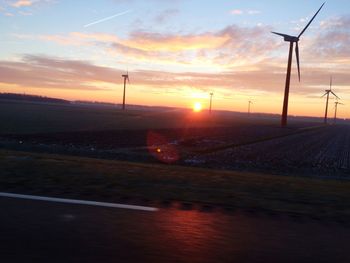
298, 2, 325, 38
331, 91, 340, 99
295, 42, 301, 82
271, 31, 291, 38
321, 92, 328, 98
330, 76, 332, 90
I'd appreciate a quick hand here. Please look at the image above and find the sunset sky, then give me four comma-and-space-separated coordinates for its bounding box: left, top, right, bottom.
0, 0, 349, 118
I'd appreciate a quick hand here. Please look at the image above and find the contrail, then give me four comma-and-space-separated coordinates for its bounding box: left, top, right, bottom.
84, 9, 132, 28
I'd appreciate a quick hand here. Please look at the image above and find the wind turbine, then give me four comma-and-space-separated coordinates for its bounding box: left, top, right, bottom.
209, 92, 214, 114
272, 3, 325, 127
333, 101, 344, 124
121, 71, 129, 110
322, 76, 339, 124
248, 100, 253, 115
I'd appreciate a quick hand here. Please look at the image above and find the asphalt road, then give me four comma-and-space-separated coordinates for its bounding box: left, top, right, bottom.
0, 196, 349, 263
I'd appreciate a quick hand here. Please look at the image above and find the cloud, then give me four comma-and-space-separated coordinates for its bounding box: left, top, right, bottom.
23, 23, 279, 67
230, 9, 261, 15
0, 55, 118, 91
304, 15, 350, 62
1, 0, 55, 16
230, 9, 243, 15
319, 16, 350, 29
11, 0, 35, 8
1, 55, 349, 99
6, 15, 349, 100
154, 9, 179, 23
124, 30, 230, 52
247, 10, 261, 15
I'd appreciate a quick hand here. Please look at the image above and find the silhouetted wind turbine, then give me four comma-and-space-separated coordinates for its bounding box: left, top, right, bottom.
122, 70, 129, 110
322, 76, 339, 124
209, 92, 214, 114
248, 100, 253, 115
272, 2, 325, 127
333, 101, 344, 124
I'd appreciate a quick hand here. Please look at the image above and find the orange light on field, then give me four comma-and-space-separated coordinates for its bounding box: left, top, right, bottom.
147, 131, 179, 164
193, 102, 202, 112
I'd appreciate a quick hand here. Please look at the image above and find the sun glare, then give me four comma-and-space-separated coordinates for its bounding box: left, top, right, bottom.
193, 102, 202, 112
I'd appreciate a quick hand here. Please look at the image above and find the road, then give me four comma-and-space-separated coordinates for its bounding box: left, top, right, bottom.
0, 196, 349, 263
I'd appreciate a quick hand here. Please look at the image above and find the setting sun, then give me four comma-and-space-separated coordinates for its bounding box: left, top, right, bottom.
193, 102, 202, 112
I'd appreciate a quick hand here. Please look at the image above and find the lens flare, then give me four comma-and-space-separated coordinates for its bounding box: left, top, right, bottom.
147, 131, 179, 164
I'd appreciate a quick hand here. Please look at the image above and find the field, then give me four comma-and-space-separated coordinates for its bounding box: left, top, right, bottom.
0, 100, 281, 133
1, 100, 350, 220
192, 125, 350, 177
0, 100, 348, 177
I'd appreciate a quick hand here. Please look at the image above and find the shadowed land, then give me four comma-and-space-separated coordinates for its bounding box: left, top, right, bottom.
0, 99, 325, 134
0, 100, 349, 177
0, 149, 350, 222
0, 99, 349, 223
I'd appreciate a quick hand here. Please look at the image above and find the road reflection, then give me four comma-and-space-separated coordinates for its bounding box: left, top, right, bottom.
1, 197, 350, 263
155, 208, 250, 262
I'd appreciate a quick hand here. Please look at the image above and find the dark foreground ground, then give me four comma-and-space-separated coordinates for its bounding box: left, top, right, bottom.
1, 197, 349, 263
1, 101, 350, 262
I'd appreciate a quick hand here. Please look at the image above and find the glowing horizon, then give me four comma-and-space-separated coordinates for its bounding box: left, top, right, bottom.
0, 0, 349, 118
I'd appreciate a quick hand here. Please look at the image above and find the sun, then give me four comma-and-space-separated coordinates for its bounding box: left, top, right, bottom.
193, 102, 202, 112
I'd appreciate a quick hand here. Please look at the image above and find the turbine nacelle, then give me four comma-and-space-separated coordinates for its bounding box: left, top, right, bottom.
285, 36, 299, 43
122, 72, 130, 83
272, 32, 299, 42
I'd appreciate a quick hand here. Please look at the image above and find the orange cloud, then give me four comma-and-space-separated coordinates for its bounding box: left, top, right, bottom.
123, 31, 230, 52
13, 22, 283, 69
11, 0, 34, 8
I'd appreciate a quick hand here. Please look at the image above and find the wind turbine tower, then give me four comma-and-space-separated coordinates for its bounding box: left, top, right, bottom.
272, 3, 325, 127
334, 101, 344, 124
322, 76, 339, 124
209, 92, 214, 114
122, 71, 129, 110
248, 101, 253, 115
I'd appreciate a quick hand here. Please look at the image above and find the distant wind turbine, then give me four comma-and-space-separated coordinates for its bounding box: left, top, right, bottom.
272, 3, 325, 127
322, 76, 339, 124
209, 92, 214, 114
84, 10, 132, 28
122, 71, 130, 110
248, 100, 253, 115
333, 101, 344, 124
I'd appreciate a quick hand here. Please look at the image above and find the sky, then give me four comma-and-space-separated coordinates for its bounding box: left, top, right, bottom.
0, 0, 349, 118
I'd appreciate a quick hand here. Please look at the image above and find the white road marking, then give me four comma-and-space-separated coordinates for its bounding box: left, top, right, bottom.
0, 192, 158, 212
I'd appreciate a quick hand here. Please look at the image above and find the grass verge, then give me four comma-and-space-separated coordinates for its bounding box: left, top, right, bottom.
0, 149, 349, 221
